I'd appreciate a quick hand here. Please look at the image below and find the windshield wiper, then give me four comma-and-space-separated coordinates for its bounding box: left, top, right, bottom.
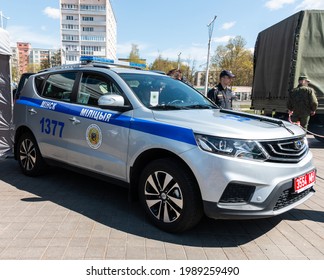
184, 104, 216, 109
149, 104, 186, 110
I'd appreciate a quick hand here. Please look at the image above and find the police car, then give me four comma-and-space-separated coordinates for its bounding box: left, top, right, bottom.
13, 57, 316, 233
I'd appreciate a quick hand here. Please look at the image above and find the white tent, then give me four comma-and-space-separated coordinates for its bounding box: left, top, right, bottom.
0, 27, 13, 158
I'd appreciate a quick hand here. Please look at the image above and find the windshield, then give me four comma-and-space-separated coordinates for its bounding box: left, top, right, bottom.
119, 73, 217, 110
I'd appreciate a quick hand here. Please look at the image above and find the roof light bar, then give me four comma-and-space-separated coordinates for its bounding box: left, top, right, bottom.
80, 56, 146, 69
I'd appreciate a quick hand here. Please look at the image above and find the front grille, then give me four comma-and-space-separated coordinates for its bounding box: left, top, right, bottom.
219, 183, 255, 203
259, 137, 308, 163
273, 187, 314, 211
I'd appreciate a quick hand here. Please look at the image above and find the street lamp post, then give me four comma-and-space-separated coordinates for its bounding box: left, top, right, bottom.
177, 52, 182, 70
0, 11, 10, 29
204, 15, 217, 96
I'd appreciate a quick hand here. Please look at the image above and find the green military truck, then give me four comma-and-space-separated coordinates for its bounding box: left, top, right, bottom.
251, 10, 324, 142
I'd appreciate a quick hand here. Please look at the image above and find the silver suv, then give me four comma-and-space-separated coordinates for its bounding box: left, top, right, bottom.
13, 58, 316, 232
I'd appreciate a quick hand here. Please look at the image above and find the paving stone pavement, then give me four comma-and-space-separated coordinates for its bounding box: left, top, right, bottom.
0, 135, 323, 260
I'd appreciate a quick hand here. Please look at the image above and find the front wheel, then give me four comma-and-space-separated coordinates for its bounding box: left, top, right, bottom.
17, 132, 46, 176
139, 158, 203, 233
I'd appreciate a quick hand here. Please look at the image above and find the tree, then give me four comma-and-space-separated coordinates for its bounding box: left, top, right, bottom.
150, 55, 175, 73
128, 44, 146, 66
51, 50, 62, 67
129, 44, 140, 60
210, 36, 253, 86
149, 55, 196, 84
40, 58, 50, 70
182, 57, 197, 85
27, 63, 41, 73
11, 65, 19, 83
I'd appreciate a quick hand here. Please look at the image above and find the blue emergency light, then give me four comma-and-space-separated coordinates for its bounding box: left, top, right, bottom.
80, 56, 146, 69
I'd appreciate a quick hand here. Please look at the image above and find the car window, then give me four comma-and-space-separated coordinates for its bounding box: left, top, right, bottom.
41, 72, 76, 102
77, 73, 123, 106
14, 72, 34, 101
34, 75, 46, 96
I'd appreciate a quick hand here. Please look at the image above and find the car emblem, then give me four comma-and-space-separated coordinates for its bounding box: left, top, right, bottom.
293, 140, 304, 150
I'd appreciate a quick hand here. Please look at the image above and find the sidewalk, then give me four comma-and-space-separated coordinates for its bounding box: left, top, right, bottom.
0, 136, 323, 260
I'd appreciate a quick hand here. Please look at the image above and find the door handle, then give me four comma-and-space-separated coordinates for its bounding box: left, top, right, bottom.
69, 116, 81, 125
28, 108, 37, 115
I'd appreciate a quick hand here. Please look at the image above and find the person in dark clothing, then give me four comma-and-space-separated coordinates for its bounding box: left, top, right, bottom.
167, 69, 183, 80
167, 68, 192, 86
207, 70, 236, 109
287, 75, 318, 129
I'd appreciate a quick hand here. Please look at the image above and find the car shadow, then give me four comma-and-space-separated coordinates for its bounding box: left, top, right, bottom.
0, 157, 323, 248
308, 136, 324, 148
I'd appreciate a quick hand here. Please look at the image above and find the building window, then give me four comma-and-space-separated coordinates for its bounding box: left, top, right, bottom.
82, 17, 94, 21
80, 5, 106, 11
66, 15, 74, 20
61, 4, 78, 10
83, 27, 94, 32
67, 55, 78, 62
62, 24, 79, 30
62, 35, 79, 41
81, 35, 105, 42
81, 46, 102, 55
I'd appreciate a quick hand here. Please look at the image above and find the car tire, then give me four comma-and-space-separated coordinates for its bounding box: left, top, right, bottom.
17, 132, 46, 176
139, 158, 203, 233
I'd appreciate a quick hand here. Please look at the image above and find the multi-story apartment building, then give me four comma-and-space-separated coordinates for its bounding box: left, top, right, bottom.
29, 48, 57, 71
60, 0, 117, 64
11, 44, 58, 78
16, 42, 31, 75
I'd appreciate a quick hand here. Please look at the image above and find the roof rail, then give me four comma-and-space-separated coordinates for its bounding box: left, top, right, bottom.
38, 63, 82, 72
80, 56, 147, 69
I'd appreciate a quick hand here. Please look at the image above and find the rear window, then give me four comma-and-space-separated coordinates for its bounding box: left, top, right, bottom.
36, 72, 77, 102
14, 73, 34, 100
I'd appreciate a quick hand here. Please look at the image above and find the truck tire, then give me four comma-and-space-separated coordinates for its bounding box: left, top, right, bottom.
139, 158, 203, 233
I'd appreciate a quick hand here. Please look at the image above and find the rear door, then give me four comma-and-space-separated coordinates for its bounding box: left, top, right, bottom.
28, 71, 77, 162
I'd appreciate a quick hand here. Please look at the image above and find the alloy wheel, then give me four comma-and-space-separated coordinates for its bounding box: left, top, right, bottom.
144, 171, 184, 223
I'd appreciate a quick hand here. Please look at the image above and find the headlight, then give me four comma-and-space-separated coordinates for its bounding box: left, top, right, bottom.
194, 134, 268, 161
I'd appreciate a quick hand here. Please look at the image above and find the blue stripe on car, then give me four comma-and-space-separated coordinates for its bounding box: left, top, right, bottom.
17, 97, 197, 146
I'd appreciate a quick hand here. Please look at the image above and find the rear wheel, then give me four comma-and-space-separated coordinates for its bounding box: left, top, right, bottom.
139, 158, 203, 233
17, 132, 46, 176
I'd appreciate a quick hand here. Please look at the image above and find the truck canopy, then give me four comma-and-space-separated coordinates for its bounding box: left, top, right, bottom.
252, 10, 324, 113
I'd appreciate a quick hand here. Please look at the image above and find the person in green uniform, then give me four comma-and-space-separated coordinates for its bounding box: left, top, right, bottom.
287, 75, 318, 130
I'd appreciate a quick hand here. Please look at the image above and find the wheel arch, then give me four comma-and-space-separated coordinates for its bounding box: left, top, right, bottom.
13, 126, 35, 160
129, 148, 201, 201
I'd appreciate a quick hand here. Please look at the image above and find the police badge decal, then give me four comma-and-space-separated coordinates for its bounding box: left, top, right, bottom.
86, 124, 102, 149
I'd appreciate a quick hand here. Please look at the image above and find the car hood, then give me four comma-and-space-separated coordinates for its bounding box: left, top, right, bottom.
152, 109, 305, 140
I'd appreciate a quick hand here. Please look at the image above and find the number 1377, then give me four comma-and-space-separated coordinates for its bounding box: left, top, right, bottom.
40, 117, 65, 138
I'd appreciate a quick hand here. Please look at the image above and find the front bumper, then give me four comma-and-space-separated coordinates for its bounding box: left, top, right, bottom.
203, 178, 315, 219
181, 146, 316, 219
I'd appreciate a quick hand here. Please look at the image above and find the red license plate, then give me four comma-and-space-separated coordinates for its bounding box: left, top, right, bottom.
294, 170, 316, 193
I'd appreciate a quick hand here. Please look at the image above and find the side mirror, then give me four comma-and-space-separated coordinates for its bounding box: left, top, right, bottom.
98, 94, 132, 112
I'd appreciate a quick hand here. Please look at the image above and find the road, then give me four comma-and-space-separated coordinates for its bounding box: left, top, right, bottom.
0, 136, 323, 260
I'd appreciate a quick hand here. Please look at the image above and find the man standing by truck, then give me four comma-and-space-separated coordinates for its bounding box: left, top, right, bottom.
287, 75, 318, 130
207, 70, 236, 109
